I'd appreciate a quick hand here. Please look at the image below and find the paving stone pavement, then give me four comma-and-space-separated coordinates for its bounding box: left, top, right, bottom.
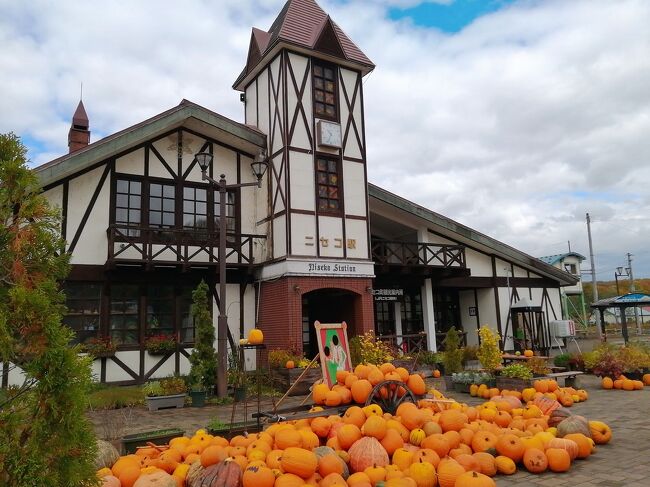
88, 374, 650, 485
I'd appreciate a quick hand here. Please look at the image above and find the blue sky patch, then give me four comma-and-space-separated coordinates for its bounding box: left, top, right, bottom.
388, 0, 517, 33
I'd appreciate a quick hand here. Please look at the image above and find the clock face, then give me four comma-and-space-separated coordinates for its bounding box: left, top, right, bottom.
318, 121, 341, 148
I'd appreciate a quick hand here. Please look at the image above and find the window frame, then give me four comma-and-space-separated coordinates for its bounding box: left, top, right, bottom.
62, 282, 102, 344
312, 60, 339, 122
314, 154, 344, 216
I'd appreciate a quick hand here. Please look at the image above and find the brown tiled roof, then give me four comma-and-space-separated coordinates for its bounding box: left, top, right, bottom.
234, 0, 374, 88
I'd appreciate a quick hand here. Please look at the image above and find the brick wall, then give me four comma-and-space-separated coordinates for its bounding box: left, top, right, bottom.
258, 276, 375, 358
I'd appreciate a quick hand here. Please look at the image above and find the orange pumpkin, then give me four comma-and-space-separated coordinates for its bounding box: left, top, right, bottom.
325, 390, 342, 407
275, 473, 305, 487
495, 433, 524, 462
348, 437, 389, 472
285, 360, 295, 369
495, 455, 516, 475
438, 409, 468, 432
471, 431, 498, 453
380, 428, 404, 455
311, 417, 332, 438
362, 416, 387, 440
523, 448, 548, 474
313, 384, 330, 405
242, 464, 275, 487
523, 349, 534, 357
436, 457, 465, 487
275, 428, 302, 449
248, 328, 264, 344
433, 369, 441, 378
280, 447, 318, 478
406, 374, 426, 395
589, 420, 612, 444
472, 452, 497, 477
547, 438, 579, 461
318, 454, 345, 477
643, 373, 650, 386
421, 434, 450, 458
545, 448, 571, 473
413, 449, 440, 468
408, 459, 436, 487
337, 424, 362, 450
392, 448, 414, 471
455, 453, 480, 472
563, 433, 594, 459
351, 380, 373, 404
453, 471, 496, 487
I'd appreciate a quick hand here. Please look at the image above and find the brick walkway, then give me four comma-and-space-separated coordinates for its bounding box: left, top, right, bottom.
88, 374, 650, 485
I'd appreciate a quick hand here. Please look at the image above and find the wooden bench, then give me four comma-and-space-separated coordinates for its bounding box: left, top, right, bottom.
545, 371, 584, 387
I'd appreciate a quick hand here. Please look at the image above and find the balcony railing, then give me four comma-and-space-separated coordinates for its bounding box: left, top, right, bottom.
377, 333, 428, 354
107, 224, 265, 267
372, 240, 466, 268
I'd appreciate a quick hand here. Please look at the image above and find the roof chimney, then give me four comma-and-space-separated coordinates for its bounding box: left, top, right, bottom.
68, 100, 90, 153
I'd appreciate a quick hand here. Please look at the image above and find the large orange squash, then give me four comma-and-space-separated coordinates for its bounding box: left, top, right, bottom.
407, 374, 426, 395
438, 410, 468, 433
337, 424, 362, 450
588, 420, 612, 444
348, 437, 389, 472
381, 428, 404, 455
547, 438, 579, 461
280, 447, 318, 478
421, 434, 450, 458
453, 470, 496, 487
362, 416, 387, 440
275, 428, 302, 449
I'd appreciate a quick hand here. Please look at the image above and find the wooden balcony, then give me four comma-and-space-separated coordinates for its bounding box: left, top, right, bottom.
107, 224, 265, 269
377, 333, 428, 354
372, 240, 466, 269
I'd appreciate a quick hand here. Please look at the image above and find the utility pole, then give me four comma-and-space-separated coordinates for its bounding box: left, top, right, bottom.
627, 252, 641, 334
586, 213, 602, 338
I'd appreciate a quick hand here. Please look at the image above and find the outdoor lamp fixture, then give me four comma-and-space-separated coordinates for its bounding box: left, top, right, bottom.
193, 148, 268, 398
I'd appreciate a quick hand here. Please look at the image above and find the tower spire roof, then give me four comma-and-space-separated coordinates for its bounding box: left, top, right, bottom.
72, 100, 89, 129
234, 0, 374, 90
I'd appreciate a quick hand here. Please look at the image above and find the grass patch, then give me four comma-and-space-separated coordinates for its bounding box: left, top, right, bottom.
87, 385, 145, 409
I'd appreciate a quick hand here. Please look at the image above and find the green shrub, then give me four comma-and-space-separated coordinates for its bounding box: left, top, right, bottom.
349, 332, 393, 366
553, 353, 571, 368
500, 364, 533, 379
441, 328, 464, 375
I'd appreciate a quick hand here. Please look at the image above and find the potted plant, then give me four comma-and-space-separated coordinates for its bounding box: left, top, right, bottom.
145, 334, 176, 356
82, 336, 117, 359
553, 353, 571, 370
187, 281, 217, 407
568, 353, 585, 372
462, 345, 480, 370
476, 326, 502, 374
441, 327, 464, 391
616, 343, 650, 379
451, 371, 495, 393
496, 364, 534, 390
228, 349, 246, 402
268, 347, 321, 395
143, 376, 187, 411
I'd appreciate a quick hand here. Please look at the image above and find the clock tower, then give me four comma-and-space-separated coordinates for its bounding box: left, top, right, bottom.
233, 0, 377, 353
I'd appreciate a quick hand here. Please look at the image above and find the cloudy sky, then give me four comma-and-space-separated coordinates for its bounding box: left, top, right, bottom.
1, 0, 649, 280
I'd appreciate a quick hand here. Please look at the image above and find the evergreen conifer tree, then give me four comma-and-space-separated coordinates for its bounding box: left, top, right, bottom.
0, 133, 98, 486
188, 280, 217, 392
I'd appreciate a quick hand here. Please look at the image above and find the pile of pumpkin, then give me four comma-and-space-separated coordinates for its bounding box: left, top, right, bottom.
310, 363, 428, 408
601, 374, 650, 390
470, 379, 589, 408
96, 388, 611, 487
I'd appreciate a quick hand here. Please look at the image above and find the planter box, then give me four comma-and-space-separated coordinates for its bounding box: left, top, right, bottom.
496, 377, 535, 391
453, 383, 471, 393
443, 375, 454, 392
145, 394, 186, 411
207, 422, 261, 439
272, 367, 322, 396
122, 428, 185, 453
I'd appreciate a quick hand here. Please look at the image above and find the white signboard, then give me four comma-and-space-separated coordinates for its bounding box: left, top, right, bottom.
259, 258, 375, 280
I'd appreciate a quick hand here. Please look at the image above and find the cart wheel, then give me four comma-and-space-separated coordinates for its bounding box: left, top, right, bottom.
364, 380, 416, 415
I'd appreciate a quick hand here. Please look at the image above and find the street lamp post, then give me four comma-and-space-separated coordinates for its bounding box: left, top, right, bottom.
195, 149, 268, 398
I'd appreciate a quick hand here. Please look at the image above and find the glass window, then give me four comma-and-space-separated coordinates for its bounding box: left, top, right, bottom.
63, 283, 102, 344
214, 191, 236, 234
149, 182, 175, 229
183, 186, 209, 233
146, 285, 174, 338
115, 179, 141, 236
315, 156, 341, 213
374, 301, 395, 336
401, 291, 424, 335
180, 287, 197, 344
109, 285, 140, 345
313, 62, 337, 120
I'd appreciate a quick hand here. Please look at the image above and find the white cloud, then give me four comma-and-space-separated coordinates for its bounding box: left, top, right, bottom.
1, 0, 649, 277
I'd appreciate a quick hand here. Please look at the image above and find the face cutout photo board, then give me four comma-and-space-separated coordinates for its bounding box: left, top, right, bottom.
314, 321, 352, 388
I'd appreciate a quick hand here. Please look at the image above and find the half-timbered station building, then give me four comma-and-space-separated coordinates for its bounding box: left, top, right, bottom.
5, 0, 577, 386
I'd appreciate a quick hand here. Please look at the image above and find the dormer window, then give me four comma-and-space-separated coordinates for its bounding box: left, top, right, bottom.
313, 62, 338, 120
564, 263, 577, 275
